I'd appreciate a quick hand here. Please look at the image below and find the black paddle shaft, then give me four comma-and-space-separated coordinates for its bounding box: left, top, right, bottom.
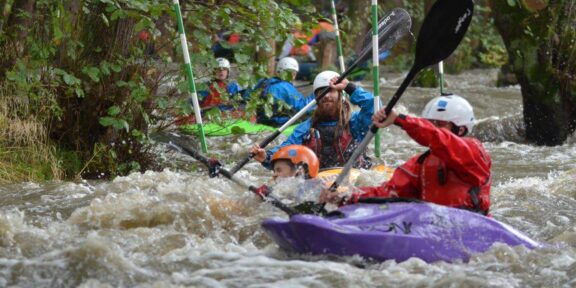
166, 137, 298, 216
228, 9, 412, 176
329, 0, 474, 193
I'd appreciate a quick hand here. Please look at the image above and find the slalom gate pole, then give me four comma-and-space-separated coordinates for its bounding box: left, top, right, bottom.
439, 61, 445, 94
371, 0, 382, 157
173, 0, 208, 153
331, 0, 346, 73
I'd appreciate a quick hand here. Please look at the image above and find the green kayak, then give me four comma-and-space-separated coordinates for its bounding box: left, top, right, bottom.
179, 119, 298, 137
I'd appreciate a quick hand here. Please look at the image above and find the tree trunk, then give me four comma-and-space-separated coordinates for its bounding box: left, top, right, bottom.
0, 0, 9, 32
0, 0, 36, 78
490, 0, 576, 145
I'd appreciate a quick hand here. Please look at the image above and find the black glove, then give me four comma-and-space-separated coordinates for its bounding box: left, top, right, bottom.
207, 158, 223, 178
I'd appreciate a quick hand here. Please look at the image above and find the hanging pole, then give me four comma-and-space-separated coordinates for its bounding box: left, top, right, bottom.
371, 0, 382, 157
173, 0, 208, 153
439, 61, 445, 94
330, 0, 346, 73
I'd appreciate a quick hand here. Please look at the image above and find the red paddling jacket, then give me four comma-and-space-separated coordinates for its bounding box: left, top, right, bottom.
350, 114, 492, 214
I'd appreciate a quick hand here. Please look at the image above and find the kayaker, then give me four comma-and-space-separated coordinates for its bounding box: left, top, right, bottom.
307, 17, 336, 70
278, 19, 317, 63
278, 18, 336, 71
198, 57, 242, 111
251, 144, 324, 203
268, 144, 320, 181
211, 31, 240, 59
251, 70, 374, 170
319, 95, 492, 215
250, 57, 314, 126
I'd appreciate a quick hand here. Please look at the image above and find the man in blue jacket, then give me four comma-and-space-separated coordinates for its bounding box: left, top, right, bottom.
251, 70, 374, 169
251, 57, 314, 126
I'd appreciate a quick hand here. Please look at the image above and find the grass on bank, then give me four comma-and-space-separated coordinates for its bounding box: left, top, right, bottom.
0, 88, 63, 184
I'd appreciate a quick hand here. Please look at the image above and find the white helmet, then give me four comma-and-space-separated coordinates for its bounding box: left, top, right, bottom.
313, 70, 340, 94
276, 57, 299, 73
422, 94, 475, 133
216, 57, 231, 69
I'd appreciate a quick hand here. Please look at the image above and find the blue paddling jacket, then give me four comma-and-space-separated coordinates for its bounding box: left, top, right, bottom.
251, 77, 314, 126
261, 84, 375, 169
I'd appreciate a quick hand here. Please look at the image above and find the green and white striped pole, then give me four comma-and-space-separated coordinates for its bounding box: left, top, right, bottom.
173, 0, 208, 153
371, 0, 382, 157
330, 0, 345, 73
439, 61, 445, 94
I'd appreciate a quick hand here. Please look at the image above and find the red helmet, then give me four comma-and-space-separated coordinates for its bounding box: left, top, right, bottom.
271, 145, 319, 178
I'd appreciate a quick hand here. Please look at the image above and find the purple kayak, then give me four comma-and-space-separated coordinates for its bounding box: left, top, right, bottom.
262, 202, 541, 263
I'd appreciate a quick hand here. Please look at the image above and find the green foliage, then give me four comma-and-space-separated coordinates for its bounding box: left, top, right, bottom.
334, 1, 507, 73
0, 0, 305, 180
437, 2, 507, 72
412, 68, 438, 88
507, 0, 519, 7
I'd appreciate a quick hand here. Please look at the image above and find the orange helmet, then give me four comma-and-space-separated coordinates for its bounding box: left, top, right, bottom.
271, 145, 319, 178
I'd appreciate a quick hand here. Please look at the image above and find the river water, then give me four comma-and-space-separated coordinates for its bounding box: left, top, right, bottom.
0, 69, 574, 287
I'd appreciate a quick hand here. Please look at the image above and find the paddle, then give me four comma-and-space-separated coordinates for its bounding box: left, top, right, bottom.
295, 82, 313, 89
328, 0, 474, 194
227, 8, 412, 176
164, 133, 299, 216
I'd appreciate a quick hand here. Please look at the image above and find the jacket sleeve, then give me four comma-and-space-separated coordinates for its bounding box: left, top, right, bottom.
394, 115, 491, 186
279, 36, 294, 59
268, 82, 311, 112
348, 86, 375, 142
350, 155, 422, 203
261, 120, 311, 170
227, 82, 241, 95
197, 88, 209, 99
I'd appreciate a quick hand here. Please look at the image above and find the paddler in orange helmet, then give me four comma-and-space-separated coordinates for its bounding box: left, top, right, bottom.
252, 144, 325, 203
262, 144, 320, 181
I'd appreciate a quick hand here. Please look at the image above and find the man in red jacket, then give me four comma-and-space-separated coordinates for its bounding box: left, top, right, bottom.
320, 95, 492, 215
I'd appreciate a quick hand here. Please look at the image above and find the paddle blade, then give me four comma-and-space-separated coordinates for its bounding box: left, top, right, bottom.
355, 8, 412, 67
414, 0, 474, 70
360, 8, 412, 54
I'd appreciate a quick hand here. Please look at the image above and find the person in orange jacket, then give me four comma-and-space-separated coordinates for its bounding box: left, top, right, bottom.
308, 18, 336, 70
320, 95, 492, 215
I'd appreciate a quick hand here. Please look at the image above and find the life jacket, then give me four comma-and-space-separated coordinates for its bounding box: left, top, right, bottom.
201, 80, 227, 108
311, 22, 335, 42
418, 150, 491, 215
303, 123, 369, 169
289, 31, 312, 57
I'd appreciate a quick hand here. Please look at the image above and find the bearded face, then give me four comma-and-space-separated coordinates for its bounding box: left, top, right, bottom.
315, 88, 340, 121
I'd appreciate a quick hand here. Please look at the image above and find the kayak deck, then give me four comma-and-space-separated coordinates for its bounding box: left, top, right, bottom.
262, 202, 541, 263
179, 119, 298, 137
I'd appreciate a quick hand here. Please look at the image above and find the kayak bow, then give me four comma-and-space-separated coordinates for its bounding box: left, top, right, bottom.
262, 202, 541, 263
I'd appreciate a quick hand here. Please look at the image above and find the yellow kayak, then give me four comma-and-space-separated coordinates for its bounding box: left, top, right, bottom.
317, 164, 394, 187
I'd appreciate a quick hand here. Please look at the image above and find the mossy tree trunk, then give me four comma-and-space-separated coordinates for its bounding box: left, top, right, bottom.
490, 0, 576, 145
0, 0, 9, 30
0, 0, 36, 78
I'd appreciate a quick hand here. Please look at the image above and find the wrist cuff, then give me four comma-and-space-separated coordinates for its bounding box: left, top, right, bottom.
344, 83, 356, 95
394, 114, 407, 127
